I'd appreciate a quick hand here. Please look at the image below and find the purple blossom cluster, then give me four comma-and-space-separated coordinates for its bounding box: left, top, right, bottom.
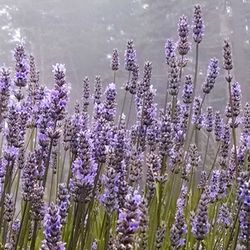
0, 4, 248, 250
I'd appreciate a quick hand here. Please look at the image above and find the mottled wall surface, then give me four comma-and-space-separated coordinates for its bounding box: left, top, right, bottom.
0, 0, 249, 110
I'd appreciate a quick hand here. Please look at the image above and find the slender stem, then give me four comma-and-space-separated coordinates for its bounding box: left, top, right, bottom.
60, 150, 67, 183
184, 43, 200, 154
126, 94, 133, 128
193, 43, 199, 99
196, 241, 200, 250
15, 201, 30, 250
224, 202, 241, 250
14, 170, 21, 209
104, 214, 111, 250
68, 203, 79, 250
227, 78, 238, 177
30, 221, 38, 250
119, 71, 131, 127
42, 138, 53, 188
82, 163, 103, 246
202, 133, 210, 170
113, 71, 116, 84
49, 169, 55, 204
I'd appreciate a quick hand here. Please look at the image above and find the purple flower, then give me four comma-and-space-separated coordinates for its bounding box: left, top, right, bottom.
111, 48, 119, 71
214, 111, 223, 141
192, 191, 210, 240
168, 56, 179, 96
165, 39, 176, 65
238, 180, 250, 246
103, 83, 117, 122
0, 67, 11, 130
30, 183, 45, 221
129, 64, 139, 95
42, 203, 65, 250
170, 185, 187, 248
223, 40, 233, 71
142, 61, 152, 93
57, 183, 70, 224
4, 194, 14, 222
242, 103, 250, 135
192, 5, 204, 44
192, 97, 202, 129
124, 40, 136, 71
82, 76, 90, 112
231, 81, 241, 117
100, 166, 119, 213
13, 44, 29, 89
159, 112, 173, 156
217, 204, 232, 228
177, 15, 190, 56
22, 152, 39, 201
142, 85, 157, 127
71, 156, 97, 202
203, 58, 219, 94
219, 124, 230, 167
117, 189, 142, 249
208, 170, 220, 203
205, 106, 214, 133
182, 75, 193, 104
93, 76, 102, 105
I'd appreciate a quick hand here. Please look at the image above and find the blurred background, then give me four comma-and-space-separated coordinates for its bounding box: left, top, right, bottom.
0, 0, 249, 111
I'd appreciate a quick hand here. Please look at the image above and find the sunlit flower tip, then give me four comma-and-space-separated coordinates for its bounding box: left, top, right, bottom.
178, 15, 189, 38
52, 63, 66, 74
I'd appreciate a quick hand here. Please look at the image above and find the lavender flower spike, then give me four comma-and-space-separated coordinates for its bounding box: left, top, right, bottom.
111, 48, 119, 71
165, 39, 176, 65
117, 189, 142, 250
177, 15, 190, 56
41, 203, 65, 250
124, 40, 136, 71
192, 191, 210, 240
238, 180, 250, 247
202, 58, 219, 94
192, 5, 204, 44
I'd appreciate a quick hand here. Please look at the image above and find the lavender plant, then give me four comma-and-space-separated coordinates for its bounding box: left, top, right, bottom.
0, 4, 249, 250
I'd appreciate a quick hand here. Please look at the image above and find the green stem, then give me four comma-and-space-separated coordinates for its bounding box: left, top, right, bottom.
82, 163, 103, 246
193, 43, 199, 99
113, 71, 116, 84
126, 94, 133, 128
68, 203, 79, 250
15, 201, 30, 250
30, 220, 38, 250
119, 72, 131, 127
49, 169, 55, 204
202, 133, 210, 170
60, 150, 67, 183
